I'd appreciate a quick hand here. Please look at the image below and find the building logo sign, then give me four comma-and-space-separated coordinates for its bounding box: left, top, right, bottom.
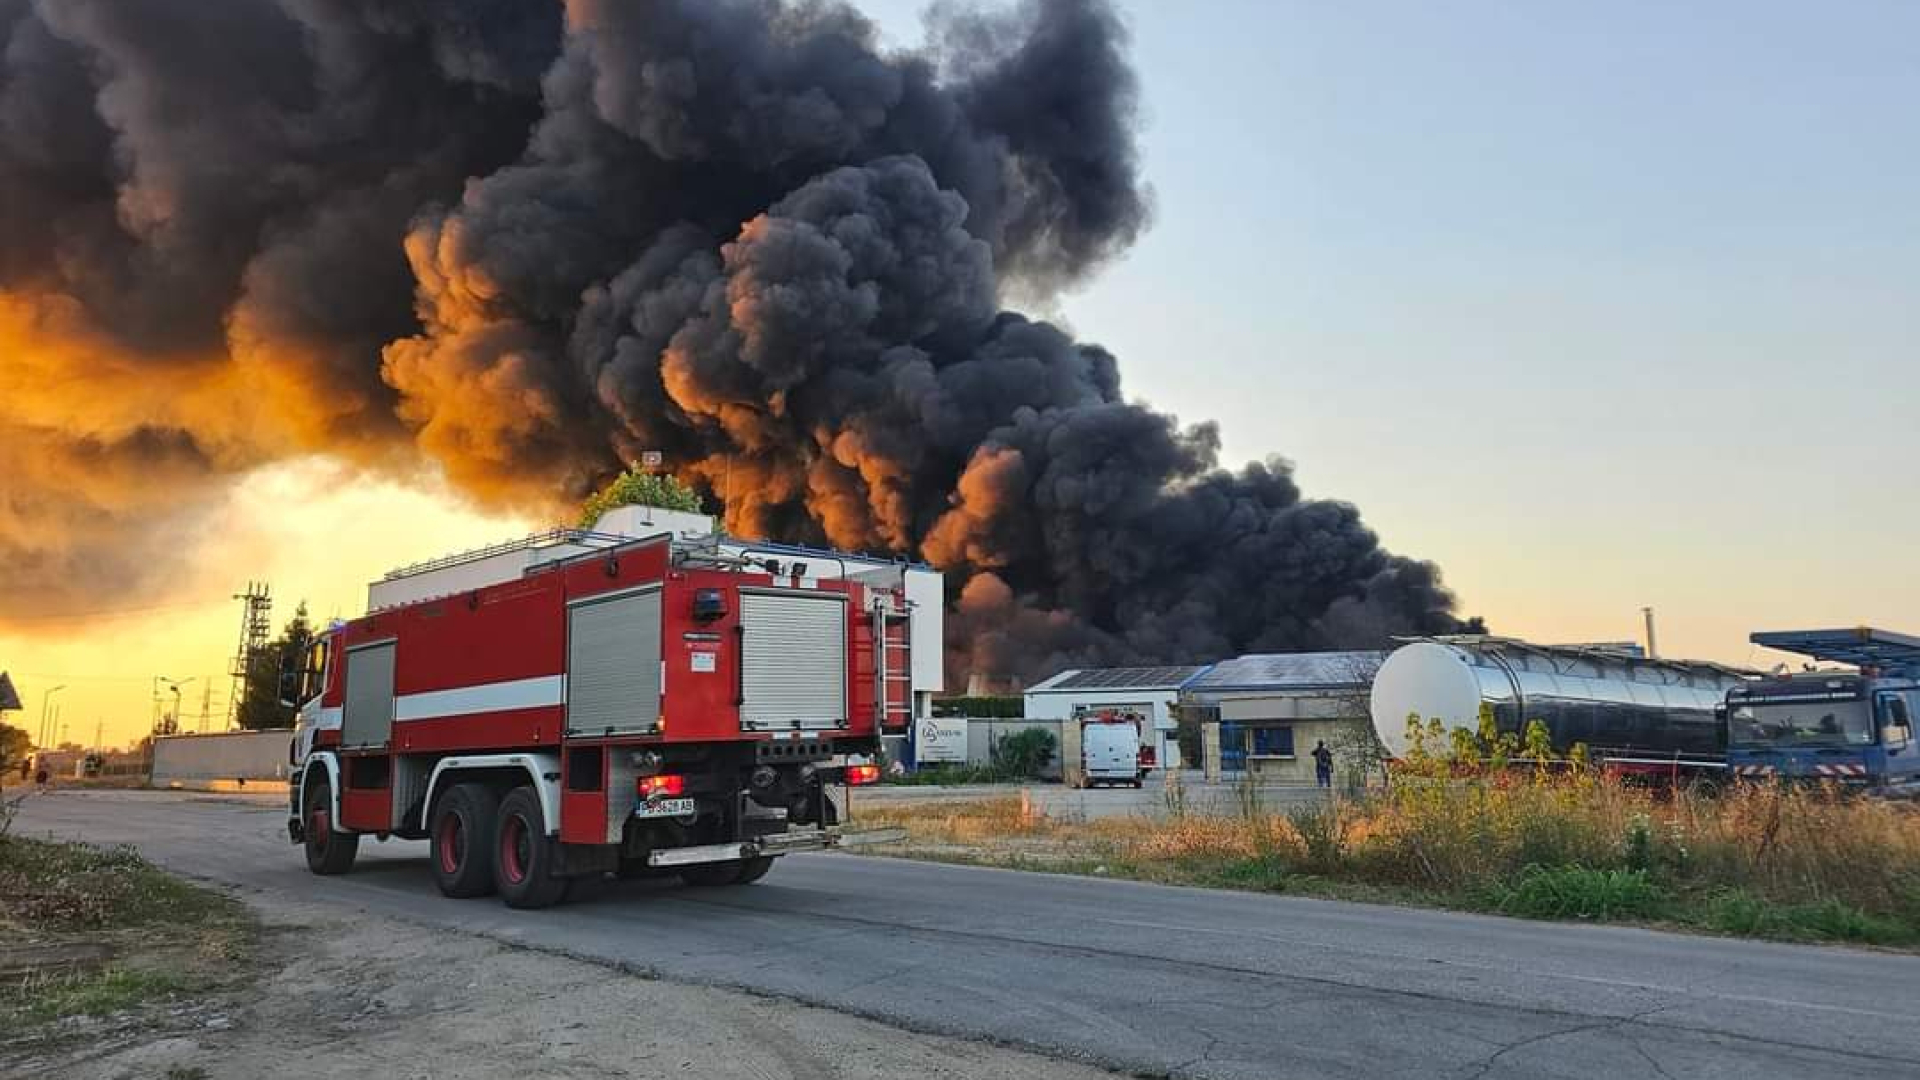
917, 716, 969, 763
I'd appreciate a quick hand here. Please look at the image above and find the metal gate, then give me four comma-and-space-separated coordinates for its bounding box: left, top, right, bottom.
739, 591, 847, 731
567, 587, 663, 736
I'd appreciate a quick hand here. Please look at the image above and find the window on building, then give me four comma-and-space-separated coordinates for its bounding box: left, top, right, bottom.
1249, 725, 1295, 758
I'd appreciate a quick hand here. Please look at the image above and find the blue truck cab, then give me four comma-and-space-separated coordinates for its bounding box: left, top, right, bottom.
1726, 628, 1920, 794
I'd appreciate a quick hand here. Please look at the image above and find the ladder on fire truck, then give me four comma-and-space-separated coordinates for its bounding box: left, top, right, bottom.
872, 595, 913, 730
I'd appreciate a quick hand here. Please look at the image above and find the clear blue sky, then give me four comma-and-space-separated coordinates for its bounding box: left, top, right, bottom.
860, 0, 1920, 663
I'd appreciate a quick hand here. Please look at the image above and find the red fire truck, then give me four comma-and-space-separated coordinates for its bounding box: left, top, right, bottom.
284, 510, 917, 908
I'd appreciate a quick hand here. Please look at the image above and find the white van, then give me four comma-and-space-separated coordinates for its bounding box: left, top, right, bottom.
1080, 718, 1144, 788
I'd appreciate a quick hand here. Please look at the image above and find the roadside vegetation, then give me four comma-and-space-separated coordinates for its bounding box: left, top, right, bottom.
0, 801, 255, 1040
858, 762, 1920, 949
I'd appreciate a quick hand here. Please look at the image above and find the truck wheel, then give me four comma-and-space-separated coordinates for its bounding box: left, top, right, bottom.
680, 855, 775, 887
493, 787, 567, 909
734, 856, 776, 885
430, 783, 500, 898
302, 777, 358, 875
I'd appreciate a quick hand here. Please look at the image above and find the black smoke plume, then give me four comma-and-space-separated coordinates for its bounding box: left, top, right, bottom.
0, 0, 1474, 683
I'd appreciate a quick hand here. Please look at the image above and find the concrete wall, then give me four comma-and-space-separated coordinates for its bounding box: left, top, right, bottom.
964, 718, 1063, 778
151, 730, 295, 787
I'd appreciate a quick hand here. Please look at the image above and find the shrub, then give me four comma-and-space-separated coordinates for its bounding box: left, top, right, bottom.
1287, 801, 1344, 872
991, 728, 1057, 779
578, 468, 703, 526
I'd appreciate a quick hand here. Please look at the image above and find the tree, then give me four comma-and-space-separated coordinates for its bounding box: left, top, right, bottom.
236, 604, 315, 730
0, 722, 29, 776
579, 467, 704, 526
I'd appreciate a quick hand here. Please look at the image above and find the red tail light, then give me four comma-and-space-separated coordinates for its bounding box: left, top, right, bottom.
638, 774, 685, 798
845, 763, 881, 786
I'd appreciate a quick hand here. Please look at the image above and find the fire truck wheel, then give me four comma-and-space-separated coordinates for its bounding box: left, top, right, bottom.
733, 856, 776, 885
430, 783, 500, 898
494, 787, 567, 909
679, 855, 775, 887
302, 778, 358, 876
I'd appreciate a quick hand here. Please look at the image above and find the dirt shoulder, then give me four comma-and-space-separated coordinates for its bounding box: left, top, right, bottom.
5, 864, 1115, 1080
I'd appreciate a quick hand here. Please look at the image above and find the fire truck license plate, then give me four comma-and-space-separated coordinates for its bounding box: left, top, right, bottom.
635, 797, 695, 819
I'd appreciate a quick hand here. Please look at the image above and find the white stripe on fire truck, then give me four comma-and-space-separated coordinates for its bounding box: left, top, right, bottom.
393, 675, 566, 722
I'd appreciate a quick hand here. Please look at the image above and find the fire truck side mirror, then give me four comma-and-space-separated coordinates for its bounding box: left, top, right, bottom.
276, 655, 301, 710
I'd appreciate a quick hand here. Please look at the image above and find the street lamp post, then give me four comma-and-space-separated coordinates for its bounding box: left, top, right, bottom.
39, 685, 66, 750
154, 676, 195, 736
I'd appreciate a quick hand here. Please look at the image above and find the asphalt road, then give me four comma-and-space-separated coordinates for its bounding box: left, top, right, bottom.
15, 790, 1920, 1080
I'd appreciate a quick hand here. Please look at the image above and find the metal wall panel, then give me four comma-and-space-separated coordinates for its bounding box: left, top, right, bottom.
740, 592, 846, 729
568, 588, 663, 735
342, 642, 395, 748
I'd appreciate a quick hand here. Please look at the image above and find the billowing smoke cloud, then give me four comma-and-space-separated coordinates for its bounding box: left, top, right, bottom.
0, 0, 1474, 683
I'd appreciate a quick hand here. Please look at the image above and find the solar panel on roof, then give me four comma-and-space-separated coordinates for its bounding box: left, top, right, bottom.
1187, 651, 1386, 690
1049, 666, 1204, 690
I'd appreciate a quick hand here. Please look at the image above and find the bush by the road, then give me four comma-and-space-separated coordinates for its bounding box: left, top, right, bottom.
860, 773, 1920, 948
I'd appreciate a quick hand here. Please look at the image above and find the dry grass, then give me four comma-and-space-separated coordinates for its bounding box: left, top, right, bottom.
858, 777, 1920, 947
1, 836, 257, 1032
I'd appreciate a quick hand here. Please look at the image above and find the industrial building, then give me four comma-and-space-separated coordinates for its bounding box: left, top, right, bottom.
1023, 654, 1384, 780
1182, 652, 1385, 782
1023, 666, 1208, 768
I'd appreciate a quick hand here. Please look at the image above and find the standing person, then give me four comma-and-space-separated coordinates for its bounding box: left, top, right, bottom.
1312, 740, 1334, 788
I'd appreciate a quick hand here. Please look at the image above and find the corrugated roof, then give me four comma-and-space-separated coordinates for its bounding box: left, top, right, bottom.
1027, 665, 1209, 693
1185, 651, 1386, 692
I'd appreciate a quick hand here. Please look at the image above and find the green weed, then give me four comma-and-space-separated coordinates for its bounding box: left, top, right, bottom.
1488, 865, 1664, 920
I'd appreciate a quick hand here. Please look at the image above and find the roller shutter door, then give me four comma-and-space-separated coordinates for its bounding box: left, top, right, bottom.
568, 588, 663, 735
342, 642, 395, 748
740, 592, 846, 730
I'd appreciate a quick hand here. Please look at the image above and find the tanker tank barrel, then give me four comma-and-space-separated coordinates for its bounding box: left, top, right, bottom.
1369, 636, 1754, 763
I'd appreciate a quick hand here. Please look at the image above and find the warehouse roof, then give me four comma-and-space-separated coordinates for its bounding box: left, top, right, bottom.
1027, 665, 1210, 693
1184, 651, 1387, 693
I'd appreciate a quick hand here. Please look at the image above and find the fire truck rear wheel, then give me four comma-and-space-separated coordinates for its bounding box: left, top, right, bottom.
430, 783, 500, 898
494, 786, 567, 909
302, 777, 358, 876
679, 855, 776, 887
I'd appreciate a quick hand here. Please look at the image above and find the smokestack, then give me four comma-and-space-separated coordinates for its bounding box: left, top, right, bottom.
0, 0, 1476, 681
1642, 607, 1660, 660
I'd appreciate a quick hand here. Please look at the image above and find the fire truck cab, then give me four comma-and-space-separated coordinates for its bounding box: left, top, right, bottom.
285, 507, 938, 908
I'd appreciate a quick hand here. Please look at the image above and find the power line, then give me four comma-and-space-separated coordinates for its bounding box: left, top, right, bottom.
3, 597, 230, 626
6, 671, 170, 684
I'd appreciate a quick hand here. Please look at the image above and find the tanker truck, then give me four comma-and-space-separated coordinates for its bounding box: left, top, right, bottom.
1368, 636, 1753, 780
1726, 628, 1920, 793
282, 506, 938, 908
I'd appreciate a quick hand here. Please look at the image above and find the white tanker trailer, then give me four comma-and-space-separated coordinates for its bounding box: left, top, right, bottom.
1368, 637, 1754, 773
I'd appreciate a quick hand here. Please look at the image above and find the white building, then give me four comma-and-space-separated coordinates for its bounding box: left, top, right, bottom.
1022, 666, 1210, 768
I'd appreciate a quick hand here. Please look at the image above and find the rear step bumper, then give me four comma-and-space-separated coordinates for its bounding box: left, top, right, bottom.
647, 826, 906, 868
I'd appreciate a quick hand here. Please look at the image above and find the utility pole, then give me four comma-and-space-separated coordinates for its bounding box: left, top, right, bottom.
228, 582, 273, 728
